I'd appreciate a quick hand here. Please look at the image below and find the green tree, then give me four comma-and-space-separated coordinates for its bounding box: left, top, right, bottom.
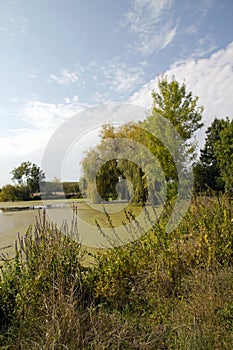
11, 161, 45, 195
11, 161, 31, 185
0, 184, 30, 201
193, 118, 227, 193
0, 184, 18, 201
62, 182, 81, 198
214, 118, 233, 193
150, 75, 204, 142
144, 75, 204, 199
99, 123, 148, 204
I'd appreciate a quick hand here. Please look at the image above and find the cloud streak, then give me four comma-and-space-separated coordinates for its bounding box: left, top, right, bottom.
119, 0, 177, 55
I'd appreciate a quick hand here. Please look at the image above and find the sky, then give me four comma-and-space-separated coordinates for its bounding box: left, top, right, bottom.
0, 0, 233, 186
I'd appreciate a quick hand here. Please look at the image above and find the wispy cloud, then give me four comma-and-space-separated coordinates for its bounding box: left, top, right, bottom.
102, 57, 145, 94
49, 69, 80, 86
49, 58, 145, 100
119, 0, 177, 55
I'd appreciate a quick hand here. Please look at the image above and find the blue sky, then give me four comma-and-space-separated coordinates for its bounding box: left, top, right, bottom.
0, 0, 233, 186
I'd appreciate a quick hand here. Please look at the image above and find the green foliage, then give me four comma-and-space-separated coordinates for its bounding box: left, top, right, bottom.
151, 75, 204, 142
0, 184, 30, 201
0, 196, 232, 349
0, 184, 19, 201
62, 181, 81, 198
81, 76, 204, 204
148, 74, 203, 175
96, 159, 121, 201
214, 118, 233, 193
0, 161, 45, 201
11, 161, 45, 195
193, 118, 229, 193
144, 75, 203, 202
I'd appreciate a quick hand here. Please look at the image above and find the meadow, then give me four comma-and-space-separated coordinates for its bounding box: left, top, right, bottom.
0, 195, 232, 349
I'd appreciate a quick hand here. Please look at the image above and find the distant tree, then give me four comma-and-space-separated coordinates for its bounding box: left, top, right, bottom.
62, 182, 81, 198
28, 163, 45, 193
11, 161, 31, 185
11, 161, 45, 195
0, 184, 30, 201
0, 184, 18, 201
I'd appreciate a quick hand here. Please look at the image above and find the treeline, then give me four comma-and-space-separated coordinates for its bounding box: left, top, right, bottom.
0, 181, 83, 202
40, 181, 82, 199
0, 160, 83, 201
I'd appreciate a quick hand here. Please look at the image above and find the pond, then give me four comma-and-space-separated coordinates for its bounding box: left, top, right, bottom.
0, 200, 79, 259
0, 199, 160, 259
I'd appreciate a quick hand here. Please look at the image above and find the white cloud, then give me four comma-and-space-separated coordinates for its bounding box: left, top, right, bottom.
101, 57, 145, 95
0, 128, 49, 159
119, 0, 177, 55
64, 97, 70, 104
19, 97, 89, 130
50, 69, 79, 86
129, 42, 233, 145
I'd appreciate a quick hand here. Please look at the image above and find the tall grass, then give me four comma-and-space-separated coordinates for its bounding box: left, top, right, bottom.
0, 196, 233, 349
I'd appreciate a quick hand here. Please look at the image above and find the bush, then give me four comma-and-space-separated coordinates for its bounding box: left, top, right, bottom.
0, 184, 30, 201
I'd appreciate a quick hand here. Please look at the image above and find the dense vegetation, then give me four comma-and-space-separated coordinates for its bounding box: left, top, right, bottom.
0, 196, 232, 349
